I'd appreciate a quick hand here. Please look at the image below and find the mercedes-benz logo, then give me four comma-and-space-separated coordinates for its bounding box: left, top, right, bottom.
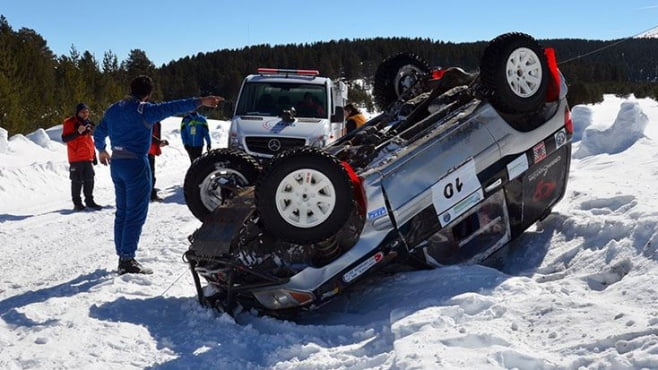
267, 138, 282, 152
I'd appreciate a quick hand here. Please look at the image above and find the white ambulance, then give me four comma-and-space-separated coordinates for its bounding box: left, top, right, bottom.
228, 68, 348, 160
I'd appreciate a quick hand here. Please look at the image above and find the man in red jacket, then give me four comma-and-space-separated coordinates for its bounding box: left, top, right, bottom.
61, 103, 102, 211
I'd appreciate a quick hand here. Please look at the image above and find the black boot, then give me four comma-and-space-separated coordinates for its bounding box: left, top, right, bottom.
118, 258, 153, 275
85, 200, 103, 210
72, 181, 84, 211
83, 180, 102, 210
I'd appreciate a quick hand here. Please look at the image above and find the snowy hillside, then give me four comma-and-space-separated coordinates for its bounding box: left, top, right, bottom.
635, 26, 658, 39
2, 95, 658, 369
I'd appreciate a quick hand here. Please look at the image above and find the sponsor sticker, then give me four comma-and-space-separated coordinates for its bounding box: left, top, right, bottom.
343, 252, 384, 283
533, 142, 547, 163
528, 155, 562, 182
438, 189, 484, 227
533, 179, 557, 201
554, 129, 567, 149
506, 154, 529, 181
367, 206, 388, 220
442, 213, 452, 224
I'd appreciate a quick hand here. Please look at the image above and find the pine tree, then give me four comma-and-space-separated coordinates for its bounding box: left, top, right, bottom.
0, 16, 21, 133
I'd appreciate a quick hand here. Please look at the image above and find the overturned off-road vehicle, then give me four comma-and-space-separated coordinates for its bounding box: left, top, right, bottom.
182, 32, 573, 317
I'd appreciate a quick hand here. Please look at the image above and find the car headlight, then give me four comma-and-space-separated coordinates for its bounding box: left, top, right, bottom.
252, 288, 314, 310
308, 135, 327, 148
228, 133, 241, 148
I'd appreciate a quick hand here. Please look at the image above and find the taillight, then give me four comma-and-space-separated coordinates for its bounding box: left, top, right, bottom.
431, 68, 446, 80
288, 291, 314, 305
544, 48, 560, 102
341, 162, 366, 216
564, 106, 573, 134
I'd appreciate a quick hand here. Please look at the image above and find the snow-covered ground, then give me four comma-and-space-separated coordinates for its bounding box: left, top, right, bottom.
2, 95, 658, 369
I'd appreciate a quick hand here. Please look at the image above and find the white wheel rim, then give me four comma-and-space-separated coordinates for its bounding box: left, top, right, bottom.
275, 168, 337, 228
199, 168, 248, 211
505, 47, 543, 98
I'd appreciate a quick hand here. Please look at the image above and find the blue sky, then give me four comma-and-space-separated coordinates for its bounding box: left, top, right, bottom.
3, 0, 658, 66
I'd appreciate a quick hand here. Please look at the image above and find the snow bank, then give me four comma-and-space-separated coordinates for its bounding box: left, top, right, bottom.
0, 127, 8, 154
574, 100, 649, 158
26, 128, 57, 150
45, 125, 64, 143
570, 104, 592, 142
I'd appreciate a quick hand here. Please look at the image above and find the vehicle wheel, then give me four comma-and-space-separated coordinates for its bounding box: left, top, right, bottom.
256, 147, 354, 244
373, 53, 430, 110
480, 32, 549, 114
184, 149, 260, 222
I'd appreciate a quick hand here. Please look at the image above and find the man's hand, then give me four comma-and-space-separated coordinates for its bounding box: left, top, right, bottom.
160, 139, 169, 147
200, 96, 225, 108
98, 150, 111, 165
77, 125, 87, 134
206, 144, 211, 153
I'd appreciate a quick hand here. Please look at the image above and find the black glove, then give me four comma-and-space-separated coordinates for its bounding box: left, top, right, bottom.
84, 120, 94, 134
206, 144, 211, 152
93, 157, 98, 166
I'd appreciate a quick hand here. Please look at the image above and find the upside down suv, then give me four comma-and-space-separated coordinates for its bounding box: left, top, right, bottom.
181, 32, 573, 317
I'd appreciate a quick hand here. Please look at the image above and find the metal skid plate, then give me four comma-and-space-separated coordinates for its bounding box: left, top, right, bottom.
189, 187, 255, 258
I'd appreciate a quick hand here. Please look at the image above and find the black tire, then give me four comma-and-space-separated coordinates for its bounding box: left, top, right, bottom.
373, 53, 430, 110
256, 147, 354, 244
480, 32, 549, 114
183, 149, 260, 222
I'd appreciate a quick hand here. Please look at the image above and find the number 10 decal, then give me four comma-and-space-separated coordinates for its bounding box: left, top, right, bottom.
432, 159, 483, 226
443, 177, 464, 199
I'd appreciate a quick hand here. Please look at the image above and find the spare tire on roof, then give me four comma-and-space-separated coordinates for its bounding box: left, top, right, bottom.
480, 32, 549, 115
373, 53, 431, 110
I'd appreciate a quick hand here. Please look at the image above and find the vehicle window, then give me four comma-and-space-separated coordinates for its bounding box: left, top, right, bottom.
236, 82, 327, 118
418, 190, 509, 265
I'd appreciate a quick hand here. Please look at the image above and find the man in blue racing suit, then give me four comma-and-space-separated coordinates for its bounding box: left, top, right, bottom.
94, 75, 223, 275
